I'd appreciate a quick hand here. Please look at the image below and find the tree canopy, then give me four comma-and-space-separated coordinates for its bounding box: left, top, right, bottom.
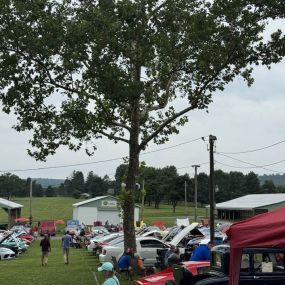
0, 0, 285, 250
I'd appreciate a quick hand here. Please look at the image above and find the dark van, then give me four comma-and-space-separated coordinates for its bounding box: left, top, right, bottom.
40, 220, 56, 236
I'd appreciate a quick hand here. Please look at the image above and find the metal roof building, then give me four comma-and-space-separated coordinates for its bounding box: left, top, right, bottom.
0, 198, 23, 228
215, 194, 285, 221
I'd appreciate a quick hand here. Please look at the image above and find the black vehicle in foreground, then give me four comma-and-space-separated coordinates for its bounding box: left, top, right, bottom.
191, 245, 285, 285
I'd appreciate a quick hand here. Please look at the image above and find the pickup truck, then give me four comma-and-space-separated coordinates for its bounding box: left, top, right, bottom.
191, 244, 285, 285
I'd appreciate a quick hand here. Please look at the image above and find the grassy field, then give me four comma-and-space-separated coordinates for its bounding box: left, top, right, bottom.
0, 197, 208, 227
0, 239, 105, 285
0, 197, 208, 285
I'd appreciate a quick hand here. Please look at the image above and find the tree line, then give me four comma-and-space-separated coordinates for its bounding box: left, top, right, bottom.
0, 166, 284, 212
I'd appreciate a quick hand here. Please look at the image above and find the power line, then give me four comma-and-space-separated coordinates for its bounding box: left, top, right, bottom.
0, 135, 208, 173
216, 153, 284, 174
141, 136, 208, 155
218, 139, 285, 154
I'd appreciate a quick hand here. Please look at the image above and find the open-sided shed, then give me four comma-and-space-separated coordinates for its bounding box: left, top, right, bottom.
0, 198, 23, 228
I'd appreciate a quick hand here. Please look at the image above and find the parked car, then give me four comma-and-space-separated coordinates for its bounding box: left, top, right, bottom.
87, 233, 123, 253
65, 225, 80, 236
91, 226, 110, 236
135, 260, 210, 285
40, 220, 56, 236
99, 237, 170, 267
0, 232, 24, 255
189, 245, 285, 285
0, 247, 16, 261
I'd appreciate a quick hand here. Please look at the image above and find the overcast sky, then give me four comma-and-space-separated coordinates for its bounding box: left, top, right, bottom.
0, 58, 284, 181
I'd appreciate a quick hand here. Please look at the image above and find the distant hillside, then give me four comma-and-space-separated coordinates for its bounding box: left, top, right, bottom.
259, 174, 285, 186
32, 178, 65, 189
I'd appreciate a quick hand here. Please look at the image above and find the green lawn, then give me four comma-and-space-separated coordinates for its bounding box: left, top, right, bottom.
0, 239, 146, 285
0, 239, 104, 285
0, 197, 208, 227
143, 204, 207, 226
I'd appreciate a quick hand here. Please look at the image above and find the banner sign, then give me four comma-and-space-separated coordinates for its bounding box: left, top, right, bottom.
101, 200, 117, 207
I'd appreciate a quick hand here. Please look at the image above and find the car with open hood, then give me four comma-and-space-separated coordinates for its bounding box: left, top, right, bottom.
99, 237, 170, 267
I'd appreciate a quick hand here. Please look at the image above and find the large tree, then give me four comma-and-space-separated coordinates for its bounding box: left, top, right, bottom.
0, 0, 285, 250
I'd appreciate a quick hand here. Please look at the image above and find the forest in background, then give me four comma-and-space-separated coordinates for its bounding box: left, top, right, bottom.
0, 166, 284, 211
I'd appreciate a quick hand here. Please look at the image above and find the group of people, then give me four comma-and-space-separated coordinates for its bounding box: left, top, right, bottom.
117, 248, 147, 276
39, 230, 73, 266
98, 248, 146, 285
98, 241, 214, 285
39, 226, 213, 285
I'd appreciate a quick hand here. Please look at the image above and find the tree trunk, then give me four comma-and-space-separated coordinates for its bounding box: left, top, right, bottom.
123, 103, 140, 252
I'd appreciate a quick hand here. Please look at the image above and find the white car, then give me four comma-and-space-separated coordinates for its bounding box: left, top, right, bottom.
0, 247, 16, 261
91, 226, 110, 236
99, 237, 170, 267
87, 233, 123, 253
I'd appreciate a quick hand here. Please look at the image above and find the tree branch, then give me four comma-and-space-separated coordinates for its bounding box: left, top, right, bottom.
139, 45, 241, 152
145, 73, 174, 113
138, 102, 198, 151
95, 129, 129, 144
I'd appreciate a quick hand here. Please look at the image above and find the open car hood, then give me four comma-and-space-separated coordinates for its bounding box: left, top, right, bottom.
0, 232, 13, 245
169, 223, 199, 247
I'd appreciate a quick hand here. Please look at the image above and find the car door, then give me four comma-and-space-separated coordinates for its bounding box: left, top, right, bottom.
138, 239, 169, 266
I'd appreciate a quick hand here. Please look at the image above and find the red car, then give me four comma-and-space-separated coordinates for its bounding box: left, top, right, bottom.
135, 261, 210, 285
40, 220, 56, 236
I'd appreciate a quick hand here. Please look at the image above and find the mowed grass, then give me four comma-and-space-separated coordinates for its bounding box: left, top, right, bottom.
0, 197, 208, 227
0, 197, 208, 285
0, 239, 105, 285
143, 204, 207, 226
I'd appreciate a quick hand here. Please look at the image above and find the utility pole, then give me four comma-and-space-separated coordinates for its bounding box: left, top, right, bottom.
184, 181, 187, 215
140, 180, 146, 222
192, 165, 200, 222
209, 135, 217, 243
29, 178, 33, 227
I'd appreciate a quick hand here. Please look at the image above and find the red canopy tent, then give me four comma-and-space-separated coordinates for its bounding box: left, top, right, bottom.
55, 219, 65, 225
225, 206, 285, 285
14, 217, 30, 222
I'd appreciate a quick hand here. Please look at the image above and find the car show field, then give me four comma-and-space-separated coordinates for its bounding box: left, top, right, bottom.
2, 196, 285, 285
0, 197, 209, 285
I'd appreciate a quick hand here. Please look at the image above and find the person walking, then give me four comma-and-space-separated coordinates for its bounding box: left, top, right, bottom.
61, 230, 72, 264
40, 234, 51, 266
98, 262, 120, 285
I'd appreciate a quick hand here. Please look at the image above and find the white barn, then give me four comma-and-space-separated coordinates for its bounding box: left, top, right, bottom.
72, 195, 140, 226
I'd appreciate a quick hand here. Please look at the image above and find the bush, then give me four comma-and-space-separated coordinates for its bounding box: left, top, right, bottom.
72, 190, 81, 199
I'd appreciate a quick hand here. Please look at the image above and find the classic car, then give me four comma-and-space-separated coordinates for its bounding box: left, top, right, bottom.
135, 261, 210, 285
186, 245, 285, 285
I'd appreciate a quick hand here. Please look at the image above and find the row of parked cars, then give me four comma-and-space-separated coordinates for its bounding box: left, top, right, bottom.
85, 223, 227, 268
0, 225, 33, 261
86, 222, 285, 285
